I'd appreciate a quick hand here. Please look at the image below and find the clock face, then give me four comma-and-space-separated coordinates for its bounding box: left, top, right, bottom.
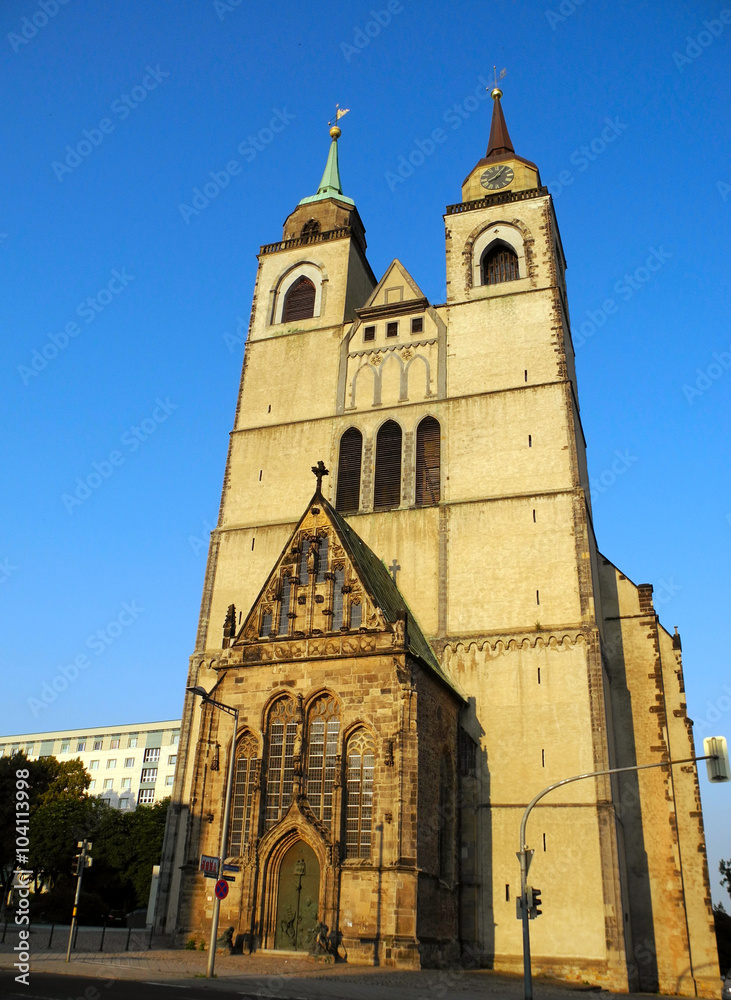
481, 164, 515, 191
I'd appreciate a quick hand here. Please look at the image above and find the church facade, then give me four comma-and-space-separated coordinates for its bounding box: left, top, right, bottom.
156, 92, 719, 994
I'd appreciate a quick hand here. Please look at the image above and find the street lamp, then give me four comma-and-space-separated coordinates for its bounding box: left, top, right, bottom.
187, 684, 239, 978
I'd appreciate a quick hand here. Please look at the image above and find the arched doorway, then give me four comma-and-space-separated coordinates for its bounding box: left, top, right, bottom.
273, 840, 320, 951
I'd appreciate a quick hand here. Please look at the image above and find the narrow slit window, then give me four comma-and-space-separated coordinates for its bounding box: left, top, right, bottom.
528, 435, 532, 447
543, 832, 547, 852
332, 568, 345, 630
506, 884, 510, 901
541, 748, 545, 767
537, 667, 541, 684
524, 370, 528, 382
278, 576, 292, 634
536, 590, 540, 605
533, 509, 536, 522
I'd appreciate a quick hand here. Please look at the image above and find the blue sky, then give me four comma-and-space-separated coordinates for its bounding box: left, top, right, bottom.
2, 1, 730, 901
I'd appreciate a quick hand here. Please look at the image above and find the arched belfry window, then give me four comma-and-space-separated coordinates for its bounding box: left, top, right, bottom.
415, 417, 441, 506
305, 696, 340, 826
345, 729, 375, 858
373, 420, 402, 510
481, 242, 519, 285
283, 276, 316, 321
301, 219, 320, 237
228, 733, 259, 856
336, 428, 363, 513
265, 698, 297, 828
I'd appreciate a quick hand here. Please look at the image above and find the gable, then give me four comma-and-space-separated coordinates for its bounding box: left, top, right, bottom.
360, 258, 429, 312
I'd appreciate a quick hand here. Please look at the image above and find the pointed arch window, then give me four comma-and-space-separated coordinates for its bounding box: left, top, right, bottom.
481, 242, 519, 285
228, 733, 259, 856
283, 276, 316, 321
373, 420, 402, 510
305, 696, 340, 826
301, 219, 320, 237
331, 566, 345, 630
265, 699, 298, 828
336, 428, 362, 513
415, 416, 441, 506
345, 729, 375, 858
278, 575, 292, 635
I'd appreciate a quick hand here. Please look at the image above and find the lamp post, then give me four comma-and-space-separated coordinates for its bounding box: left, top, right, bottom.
187, 685, 239, 979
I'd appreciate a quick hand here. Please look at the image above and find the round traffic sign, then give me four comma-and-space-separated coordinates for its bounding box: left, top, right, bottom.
214, 879, 228, 900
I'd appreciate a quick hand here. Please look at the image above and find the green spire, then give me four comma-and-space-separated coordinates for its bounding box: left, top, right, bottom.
298, 125, 355, 207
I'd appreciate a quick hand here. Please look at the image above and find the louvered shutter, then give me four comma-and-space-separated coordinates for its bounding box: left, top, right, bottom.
336, 429, 362, 512
481, 244, 519, 285
415, 417, 440, 505
283, 277, 316, 321
374, 420, 402, 510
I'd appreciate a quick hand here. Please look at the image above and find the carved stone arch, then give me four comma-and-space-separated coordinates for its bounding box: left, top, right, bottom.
349, 362, 377, 409
269, 259, 329, 325
404, 353, 431, 400
257, 823, 329, 950
377, 349, 406, 405
462, 218, 534, 291
304, 688, 342, 717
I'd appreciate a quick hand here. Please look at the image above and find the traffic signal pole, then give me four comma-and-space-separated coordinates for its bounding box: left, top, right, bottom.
66, 839, 92, 962
517, 747, 727, 1000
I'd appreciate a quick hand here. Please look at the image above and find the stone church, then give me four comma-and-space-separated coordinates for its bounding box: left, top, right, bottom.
156, 89, 719, 994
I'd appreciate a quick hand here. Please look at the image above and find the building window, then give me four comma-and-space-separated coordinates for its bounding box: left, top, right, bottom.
277, 575, 293, 635
170, 732, 179, 745
282, 276, 316, 322
76, 742, 86, 752
107, 759, 116, 769
363, 325, 375, 342
168, 754, 177, 765
300, 218, 320, 237
124, 757, 134, 768
25, 746, 34, 756
335, 428, 363, 513
411, 316, 423, 334
481, 242, 519, 285
60, 742, 70, 753
89, 760, 99, 770
140, 768, 157, 783
331, 566, 346, 630
110, 738, 120, 749
229, 733, 259, 855
89, 779, 96, 790
373, 420, 402, 510
103, 778, 113, 790
93, 740, 103, 751
121, 777, 131, 789
265, 698, 297, 828
345, 729, 375, 859
415, 416, 441, 506
386, 321, 398, 338
143, 747, 160, 763
259, 608, 273, 636
128, 737, 137, 749
165, 774, 174, 786
138, 789, 155, 804
306, 697, 340, 827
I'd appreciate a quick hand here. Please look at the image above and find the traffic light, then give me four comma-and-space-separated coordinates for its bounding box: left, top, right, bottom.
703, 736, 730, 783
73, 839, 93, 876
528, 885, 543, 919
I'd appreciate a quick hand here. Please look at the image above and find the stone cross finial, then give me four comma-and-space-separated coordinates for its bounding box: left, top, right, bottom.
312, 461, 329, 492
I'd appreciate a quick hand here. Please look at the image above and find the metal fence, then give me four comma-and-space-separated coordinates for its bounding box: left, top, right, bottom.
0, 920, 163, 954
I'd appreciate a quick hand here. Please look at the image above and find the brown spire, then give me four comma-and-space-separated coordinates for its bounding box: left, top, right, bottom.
486, 88, 514, 160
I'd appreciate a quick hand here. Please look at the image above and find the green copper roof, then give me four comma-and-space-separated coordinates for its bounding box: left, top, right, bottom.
298, 135, 355, 207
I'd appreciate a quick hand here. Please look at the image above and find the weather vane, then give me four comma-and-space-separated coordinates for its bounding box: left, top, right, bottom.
329, 103, 350, 129
493, 66, 507, 87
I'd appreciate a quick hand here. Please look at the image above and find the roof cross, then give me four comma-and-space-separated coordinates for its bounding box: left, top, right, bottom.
312, 460, 329, 492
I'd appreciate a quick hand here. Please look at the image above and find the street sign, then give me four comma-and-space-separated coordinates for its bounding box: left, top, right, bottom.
214, 879, 229, 900
222, 863, 240, 872
203, 872, 219, 879
200, 854, 219, 876
222, 875, 235, 882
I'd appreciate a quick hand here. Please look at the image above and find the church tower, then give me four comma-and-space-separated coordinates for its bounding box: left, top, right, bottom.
157, 94, 719, 995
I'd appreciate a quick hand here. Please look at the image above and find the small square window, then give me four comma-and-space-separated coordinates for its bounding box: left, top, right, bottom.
103, 778, 113, 790
110, 738, 120, 750
165, 774, 174, 786
144, 747, 160, 763
168, 754, 177, 765
60, 742, 70, 753
76, 741, 86, 752
93, 740, 103, 751
89, 779, 96, 790
363, 325, 375, 342
138, 789, 155, 805
121, 777, 132, 789
128, 736, 138, 749
89, 760, 99, 770
107, 759, 117, 769
411, 316, 423, 334
386, 322, 398, 338
170, 733, 179, 746
125, 757, 135, 768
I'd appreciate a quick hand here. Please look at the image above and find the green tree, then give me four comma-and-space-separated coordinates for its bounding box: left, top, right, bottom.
721, 859, 731, 904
